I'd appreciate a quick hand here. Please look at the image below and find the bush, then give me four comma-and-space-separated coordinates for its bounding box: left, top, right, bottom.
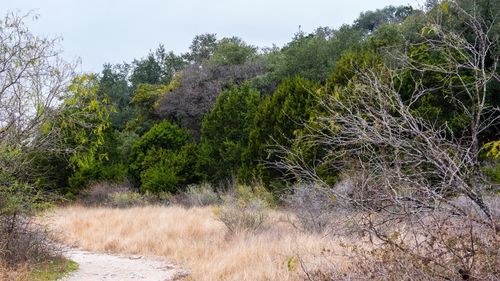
185, 183, 220, 206
214, 184, 272, 234
139, 143, 198, 194
215, 197, 268, 235
0, 179, 56, 265
129, 120, 191, 183
81, 181, 132, 206
283, 183, 335, 233
111, 192, 146, 208
341, 218, 500, 280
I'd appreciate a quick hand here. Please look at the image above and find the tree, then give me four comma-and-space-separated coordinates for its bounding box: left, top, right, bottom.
355, 5, 415, 31
209, 37, 257, 65
267, 25, 365, 83
50, 74, 112, 191
0, 12, 75, 179
157, 57, 264, 138
247, 77, 319, 187
183, 33, 218, 64
197, 83, 261, 183
130, 53, 162, 88
279, 2, 499, 277
128, 120, 197, 192
0, 12, 77, 265
99, 63, 133, 130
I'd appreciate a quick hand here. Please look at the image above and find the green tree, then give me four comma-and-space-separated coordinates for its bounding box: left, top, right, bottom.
54, 74, 112, 191
128, 120, 197, 192
197, 83, 261, 183
247, 77, 319, 188
209, 37, 257, 65
99, 63, 133, 130
183, 33, 218, 63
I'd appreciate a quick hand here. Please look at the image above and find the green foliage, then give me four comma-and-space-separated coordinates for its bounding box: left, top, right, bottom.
130, 54, 162, 88
247, 77, 319, 186
355, 5, 414, 31
126, 83, 168, 134
183, 33, 218, 63
38, 74, 112, 192
139, 143, 197, 193
30, 258, 79, 281
129, 120, 197, 193
265, 25, 365, 83
99, 63, 133, 130
209, 37, 257, 65
485, 141, 500, 159
0, 176, 47, 218
197, 83, 261, 183
483, 160, 500, 184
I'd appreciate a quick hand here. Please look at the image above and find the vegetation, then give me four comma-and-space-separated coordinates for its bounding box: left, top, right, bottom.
1, 0, 499, 280
30, 258, 79, 281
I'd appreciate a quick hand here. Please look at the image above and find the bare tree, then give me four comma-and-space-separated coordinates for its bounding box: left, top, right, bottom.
281, 0, 498, 226
0, 12, 75, 176
157, 61, 264, 138
278, 2, 499, 278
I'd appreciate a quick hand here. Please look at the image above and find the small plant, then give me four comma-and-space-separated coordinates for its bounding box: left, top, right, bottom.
284, 183, 335, 233
111, 191, 145, 208
185, 183, 220, 207
0, 178, 56, 265
215, 184, 271, 235
82, 181, 133, 206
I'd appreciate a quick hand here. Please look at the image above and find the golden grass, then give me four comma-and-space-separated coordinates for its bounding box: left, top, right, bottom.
0, 263, 29, 281
45, 205, 352, 281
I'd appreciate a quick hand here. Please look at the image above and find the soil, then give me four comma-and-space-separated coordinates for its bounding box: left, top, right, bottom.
61, 248, 189, 281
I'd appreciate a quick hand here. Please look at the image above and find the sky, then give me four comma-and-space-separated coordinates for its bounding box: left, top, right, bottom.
1, 0, 420, 73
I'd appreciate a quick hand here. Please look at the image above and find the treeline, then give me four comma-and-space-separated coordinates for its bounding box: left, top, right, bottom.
30, 0, 498, 197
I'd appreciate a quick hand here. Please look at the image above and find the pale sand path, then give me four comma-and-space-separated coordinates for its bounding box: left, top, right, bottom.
61, 248, 189, 281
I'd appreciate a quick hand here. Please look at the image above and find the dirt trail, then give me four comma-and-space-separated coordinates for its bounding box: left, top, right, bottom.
62, 248, 189, 281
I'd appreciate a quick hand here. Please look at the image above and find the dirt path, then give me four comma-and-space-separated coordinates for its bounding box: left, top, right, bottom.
62, 248, 189, 281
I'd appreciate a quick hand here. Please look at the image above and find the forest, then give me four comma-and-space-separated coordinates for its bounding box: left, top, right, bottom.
0, 0, 499, 280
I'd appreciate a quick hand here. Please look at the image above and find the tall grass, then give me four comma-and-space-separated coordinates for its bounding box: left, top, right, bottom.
46, 206, 351, 281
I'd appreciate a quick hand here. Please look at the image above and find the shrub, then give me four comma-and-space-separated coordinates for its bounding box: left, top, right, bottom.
215, 197, 268, 235
111, 192, 146, 208
0, 179, 56, 265
81, 181, 132, 206
340, 217, 500, 280
129, 120, 191, 183
139, 143, 198, 194
283, 183, 335, 233
185, 183, 220, 207
214, 184, 272, 234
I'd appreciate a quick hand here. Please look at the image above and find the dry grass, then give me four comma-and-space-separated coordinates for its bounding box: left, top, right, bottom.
45, 205, 352, 281
0, 263, 29, 281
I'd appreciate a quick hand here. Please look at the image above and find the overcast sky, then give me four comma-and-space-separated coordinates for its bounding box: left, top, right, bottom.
2, 0, 420, 72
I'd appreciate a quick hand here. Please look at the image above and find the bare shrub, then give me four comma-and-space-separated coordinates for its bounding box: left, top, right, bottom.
112, 192, 146, 208
0, 218, 58, 265
81, 180, 151, 208
0, 262, 29, 281
185, 183, 220, 207
338, 215, 500, 280
82, 181, 134, 206
0, 182, 60, 266
215, 184, 271, 235
283, 183, 336, 233
278, 1, 499, 279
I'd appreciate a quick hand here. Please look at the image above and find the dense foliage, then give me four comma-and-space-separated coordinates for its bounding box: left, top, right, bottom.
2, 0, 498, 197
